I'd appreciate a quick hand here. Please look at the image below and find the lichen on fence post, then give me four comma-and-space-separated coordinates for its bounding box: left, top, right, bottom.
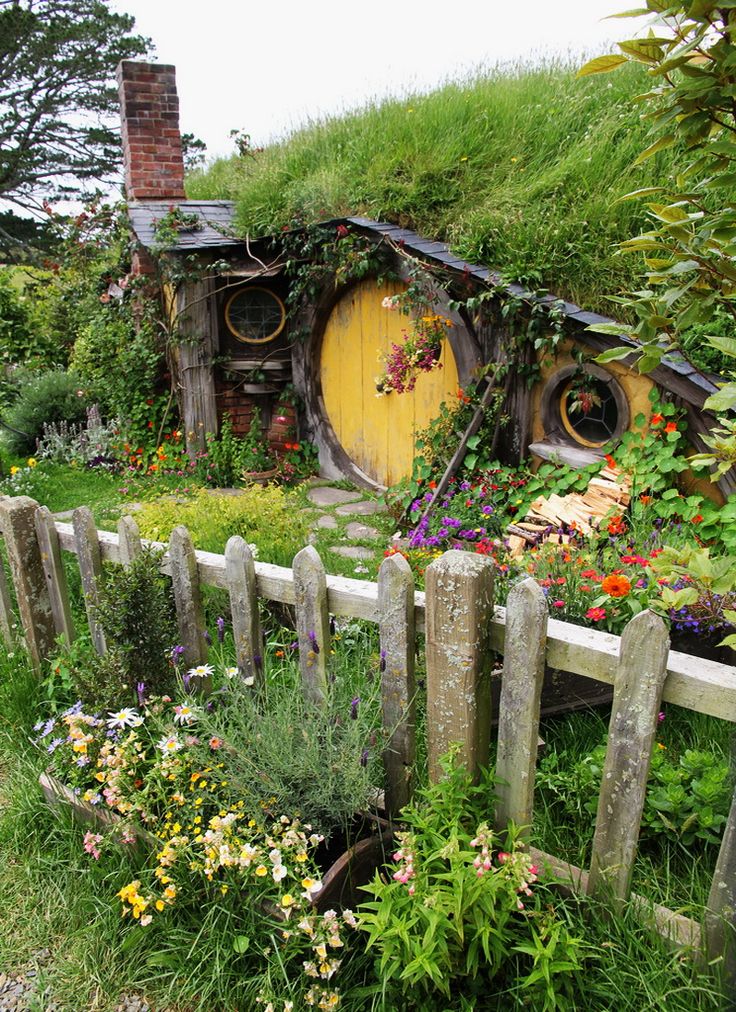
0, 496, 56, 669
706, 782, 736, 991
35, 505, 75, 646
169, 525, 210, 692
495, 577, 548, 843
293, 545, 330, 708
378, 552, 416, 815
225, 535, 264, 687
587, 609, 670, 908
73, 506, 107, 656
425, 550, 494, 783
117, 515, 143, 567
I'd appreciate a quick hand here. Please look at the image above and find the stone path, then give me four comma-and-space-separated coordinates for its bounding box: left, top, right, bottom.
305, 485, 388, 569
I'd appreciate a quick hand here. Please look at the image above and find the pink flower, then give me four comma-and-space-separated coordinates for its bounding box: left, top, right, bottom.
552, 600, 565, 609
83, 831, 103, 860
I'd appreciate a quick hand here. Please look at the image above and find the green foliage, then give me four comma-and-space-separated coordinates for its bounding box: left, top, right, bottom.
134, 484, 309, 564
0, 0, 150, 251
201, 669, 382, 841
538, 739, 732, 850
188, 60, 675, 316
358, 750, 582, 1010
580, 6, 736, 472
0, 268, 45, 377
71, 549, 178, 708
195, 409, 275, 486
2, 368, 93, 455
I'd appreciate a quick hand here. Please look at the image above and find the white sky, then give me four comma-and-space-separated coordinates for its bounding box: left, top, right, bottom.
111, 0, 646, 161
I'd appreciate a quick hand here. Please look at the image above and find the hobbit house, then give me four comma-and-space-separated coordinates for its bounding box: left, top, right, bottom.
117, 60, 731, 497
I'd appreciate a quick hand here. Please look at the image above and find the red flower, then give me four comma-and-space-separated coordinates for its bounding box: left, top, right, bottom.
604, 454, 616, 468
692, 514, 703, 524
650, 413, 664, 426
586, 607, 606, 622
607, 515, 627, 536
552, 600, 565, 608
428, 480, 437, 489
335, 224, 349, 238
664, 422, 678, 434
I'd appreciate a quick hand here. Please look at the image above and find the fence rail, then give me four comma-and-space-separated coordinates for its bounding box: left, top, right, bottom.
0, 493, 734, 988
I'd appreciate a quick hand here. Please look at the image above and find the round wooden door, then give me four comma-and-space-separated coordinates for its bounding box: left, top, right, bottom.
320, 278, 459, 487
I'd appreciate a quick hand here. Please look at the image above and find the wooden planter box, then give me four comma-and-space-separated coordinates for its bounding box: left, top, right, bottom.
39, 772, 392, 912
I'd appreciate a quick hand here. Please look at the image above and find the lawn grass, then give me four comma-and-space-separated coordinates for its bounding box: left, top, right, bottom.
187, 59, 701, 318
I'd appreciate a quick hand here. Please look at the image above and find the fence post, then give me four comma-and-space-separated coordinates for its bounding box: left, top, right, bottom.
293, 545, 330, 708
706, 782, 736, 992
73, 506, 106, 656
425, 550, 494, 782
0, 496, 56, 669
35, 505, 75, 645
225, 535, 264, 687
587, 609, 670, 908
118, 515, 143, 567
378, 552, 416, 816
495, 577, 548, 843
169, 525, 209, 691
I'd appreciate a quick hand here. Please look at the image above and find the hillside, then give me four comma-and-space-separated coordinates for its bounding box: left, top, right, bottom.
187, 60, 685, 316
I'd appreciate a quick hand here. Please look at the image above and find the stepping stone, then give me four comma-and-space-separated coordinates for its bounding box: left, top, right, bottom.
335, 500, 387, 517
307, 486, 363, 507
330, 546, 374, 559
316, 514, 338, 529
346, 521, 381, 540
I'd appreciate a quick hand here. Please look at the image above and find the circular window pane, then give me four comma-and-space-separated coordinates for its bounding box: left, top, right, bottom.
225, 286, 286, 344
560, 378, 619, 448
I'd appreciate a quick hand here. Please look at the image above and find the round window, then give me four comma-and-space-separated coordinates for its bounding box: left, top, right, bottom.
560, 377, 620, 448
225, 286, 286, 344
540, 364, 629, 449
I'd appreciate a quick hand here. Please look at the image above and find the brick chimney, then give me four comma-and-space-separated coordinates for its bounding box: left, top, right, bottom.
117, 61, 186, 201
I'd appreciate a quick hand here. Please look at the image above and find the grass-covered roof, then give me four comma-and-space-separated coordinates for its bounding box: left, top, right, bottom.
187, 59, 680, 316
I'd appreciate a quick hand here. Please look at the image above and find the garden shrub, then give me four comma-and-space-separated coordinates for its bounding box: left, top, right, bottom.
134, 484, 310, 564
69, 548, 178, 708
2, 368, 93, 455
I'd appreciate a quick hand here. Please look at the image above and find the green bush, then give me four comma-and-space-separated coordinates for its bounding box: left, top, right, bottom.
134, 484, 310, 564
67, 548, 178, 708
2, 368, 93, 455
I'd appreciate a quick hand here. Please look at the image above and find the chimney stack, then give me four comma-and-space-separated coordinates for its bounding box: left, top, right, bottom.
117, 61, 186, 202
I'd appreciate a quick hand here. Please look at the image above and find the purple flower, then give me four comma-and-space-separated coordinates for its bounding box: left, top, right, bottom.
203, 629, 212, 647
216, 616, 226, 643
136, 682, 145, 706
380, 650, 387, 673
351, 697, 360, 720
360, 748, 370, 768
171, 644, 185, 667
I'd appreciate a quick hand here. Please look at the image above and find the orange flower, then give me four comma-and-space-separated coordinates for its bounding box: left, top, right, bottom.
650, 413, 664, 426
604, 454, 616, 468
428, 480, 437, 490
639, 494, 652, 505
692, 514, 703, 525
664, 422, 677, 434
607, 514, 627, 536
601, 573, 631, 598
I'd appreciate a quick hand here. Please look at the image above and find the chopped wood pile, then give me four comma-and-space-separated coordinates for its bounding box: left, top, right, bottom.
507, 465, 631, 557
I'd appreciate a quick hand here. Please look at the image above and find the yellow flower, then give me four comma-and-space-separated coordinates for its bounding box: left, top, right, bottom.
255, 865, 268, 877
9, 466, 19, 475
27, 457, 37, 467
281, 893, 294, 907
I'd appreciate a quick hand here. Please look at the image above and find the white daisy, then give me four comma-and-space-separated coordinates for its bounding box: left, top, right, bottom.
173, 704, 198, 726
224, 666, 238, 679
106, 707, 143, 730
157, 734, 183, 754
187, 663, 214, 680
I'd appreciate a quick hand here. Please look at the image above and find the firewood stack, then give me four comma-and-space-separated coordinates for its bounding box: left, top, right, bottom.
506, 464, 632, 557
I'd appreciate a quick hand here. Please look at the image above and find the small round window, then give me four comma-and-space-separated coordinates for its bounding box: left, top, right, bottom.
225, 286, 286, 344
560, 378, 620, 448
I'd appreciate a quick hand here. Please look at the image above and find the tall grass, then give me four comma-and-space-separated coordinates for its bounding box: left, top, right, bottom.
188, 59, 684, 313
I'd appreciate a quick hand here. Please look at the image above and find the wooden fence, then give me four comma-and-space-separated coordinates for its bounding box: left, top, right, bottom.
0, 493, 735, 986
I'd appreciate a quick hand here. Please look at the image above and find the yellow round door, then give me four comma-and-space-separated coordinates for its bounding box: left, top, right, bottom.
320, 278, 460, 487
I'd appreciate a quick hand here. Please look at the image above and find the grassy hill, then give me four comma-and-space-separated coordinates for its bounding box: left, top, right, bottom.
187, 59, 681, 315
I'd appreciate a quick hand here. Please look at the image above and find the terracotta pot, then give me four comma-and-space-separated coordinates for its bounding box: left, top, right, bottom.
243, 466, 278, 485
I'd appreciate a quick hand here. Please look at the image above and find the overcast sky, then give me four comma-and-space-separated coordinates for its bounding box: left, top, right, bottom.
111, 0, 645, 161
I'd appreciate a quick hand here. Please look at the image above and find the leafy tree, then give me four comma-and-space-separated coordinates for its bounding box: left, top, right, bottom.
0, 0, 150, 254
579, 2, 736, 477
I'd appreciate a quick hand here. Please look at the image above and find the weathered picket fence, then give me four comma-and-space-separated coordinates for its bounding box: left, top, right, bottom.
0, 493, 735, 986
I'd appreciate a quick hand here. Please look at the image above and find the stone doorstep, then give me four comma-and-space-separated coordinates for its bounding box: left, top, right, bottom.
306, 486, 364, 507
330, 546, 374, 559
334, 500, 387, 517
